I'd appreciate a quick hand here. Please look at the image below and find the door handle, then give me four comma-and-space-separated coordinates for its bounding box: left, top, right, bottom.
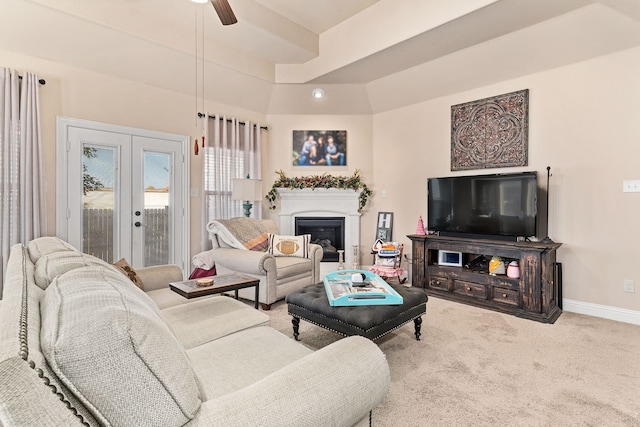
135, 221, 142, 227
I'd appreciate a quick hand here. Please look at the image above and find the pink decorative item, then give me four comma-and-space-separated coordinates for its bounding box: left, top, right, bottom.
416, 216, 426, 235
507, 261, 520, 279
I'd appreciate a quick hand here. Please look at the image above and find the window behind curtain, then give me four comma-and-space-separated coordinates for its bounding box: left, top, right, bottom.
201, 115, 263, 249
203, 146, 246, 220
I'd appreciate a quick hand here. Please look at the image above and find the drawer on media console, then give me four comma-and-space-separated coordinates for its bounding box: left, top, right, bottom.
428, 275, 450, 291
491, 287, 519, 306
453, 280, 487, 300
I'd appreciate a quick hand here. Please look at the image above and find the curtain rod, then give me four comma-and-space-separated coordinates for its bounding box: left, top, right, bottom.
18, 75, 46, 85
197, 112, 268, 131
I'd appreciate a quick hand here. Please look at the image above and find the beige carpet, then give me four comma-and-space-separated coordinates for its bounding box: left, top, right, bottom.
266, 294, 640, 426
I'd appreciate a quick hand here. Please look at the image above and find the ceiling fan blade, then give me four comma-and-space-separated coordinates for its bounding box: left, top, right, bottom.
210, 0, 237, 25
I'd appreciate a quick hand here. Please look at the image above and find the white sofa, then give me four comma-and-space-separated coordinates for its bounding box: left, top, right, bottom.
206, 218, 323, 310
0, 237, 390, 426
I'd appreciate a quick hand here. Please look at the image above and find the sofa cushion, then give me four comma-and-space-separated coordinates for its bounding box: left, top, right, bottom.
40, 266, 201, 427
34, 251, 115, 290
146, 287, 201, 309
187, 326, 313, 399
27, 236, 77, 263
275, 256, 312, 279
160, 296, 270, 349
268, 233, 311, 258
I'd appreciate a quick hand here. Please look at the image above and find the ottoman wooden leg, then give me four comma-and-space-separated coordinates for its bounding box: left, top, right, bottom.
414, 316, 422, 341
292, 316, 300, 341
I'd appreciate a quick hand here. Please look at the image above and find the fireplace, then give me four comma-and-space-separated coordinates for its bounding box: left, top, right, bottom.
276, 188, 361, 275
295, 217, 345, 262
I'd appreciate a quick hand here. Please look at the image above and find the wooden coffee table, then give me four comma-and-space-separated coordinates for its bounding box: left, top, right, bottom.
170, 273, 260, 309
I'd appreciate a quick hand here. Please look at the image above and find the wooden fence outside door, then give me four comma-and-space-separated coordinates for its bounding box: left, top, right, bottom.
83, 207, 169, 266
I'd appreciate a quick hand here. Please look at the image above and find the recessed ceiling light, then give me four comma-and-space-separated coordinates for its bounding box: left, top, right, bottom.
312, 88, 324, 99
191, 0, 208, 3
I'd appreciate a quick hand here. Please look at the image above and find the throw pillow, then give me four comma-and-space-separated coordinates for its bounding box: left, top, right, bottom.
113, 258, 145, 290
268, 233, 310, 258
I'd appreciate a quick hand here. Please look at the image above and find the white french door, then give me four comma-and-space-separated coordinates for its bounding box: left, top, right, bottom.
57, 117, 189, 274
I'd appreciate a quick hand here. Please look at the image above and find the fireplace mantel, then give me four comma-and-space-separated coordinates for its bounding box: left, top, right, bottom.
277, 188, 361, 272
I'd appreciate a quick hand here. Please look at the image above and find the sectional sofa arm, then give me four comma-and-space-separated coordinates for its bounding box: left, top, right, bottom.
136, 264, 184, 292
189, 336, 390, 427
209, 248, 275, 275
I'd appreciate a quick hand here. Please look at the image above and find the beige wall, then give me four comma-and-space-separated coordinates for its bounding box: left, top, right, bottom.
264, 47, 640, 315
1, 49, 267, 262
4, 44, 640, 316
263, 114, 375, 233
371, 46, 640, 313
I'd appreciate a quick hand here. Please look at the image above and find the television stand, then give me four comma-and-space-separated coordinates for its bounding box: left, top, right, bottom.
408, 234, 562, 323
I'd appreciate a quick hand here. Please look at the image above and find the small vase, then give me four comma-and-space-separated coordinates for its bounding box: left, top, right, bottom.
337, 250, 345, 270
507, 261, 520, 279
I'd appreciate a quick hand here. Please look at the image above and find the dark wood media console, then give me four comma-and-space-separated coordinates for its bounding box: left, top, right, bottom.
408, 234, 562, 323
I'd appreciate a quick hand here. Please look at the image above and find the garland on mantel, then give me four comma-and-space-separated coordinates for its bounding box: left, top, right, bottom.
266, 169, 372, 213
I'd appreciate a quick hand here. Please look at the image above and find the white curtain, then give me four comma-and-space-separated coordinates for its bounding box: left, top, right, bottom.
201, 114, 263, 250
0, 68, 46, 298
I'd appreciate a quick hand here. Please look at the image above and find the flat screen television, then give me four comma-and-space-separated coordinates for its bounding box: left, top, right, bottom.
427, 172, 537, 240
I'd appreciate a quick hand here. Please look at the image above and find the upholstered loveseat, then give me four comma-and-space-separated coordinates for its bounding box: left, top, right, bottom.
206, 217, 323, 310
0, 237, 390, 426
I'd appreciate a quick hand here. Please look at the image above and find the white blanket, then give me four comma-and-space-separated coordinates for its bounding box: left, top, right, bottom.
192, 250, 216, 269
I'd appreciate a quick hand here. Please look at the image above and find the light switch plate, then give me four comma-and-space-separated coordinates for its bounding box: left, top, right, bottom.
623, 279, 635, 293
623, 180, 640, 193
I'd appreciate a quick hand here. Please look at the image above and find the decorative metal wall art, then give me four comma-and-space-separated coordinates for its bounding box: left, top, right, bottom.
451, 89, 529, 171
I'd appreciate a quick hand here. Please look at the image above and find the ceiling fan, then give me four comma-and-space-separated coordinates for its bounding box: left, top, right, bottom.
210, 0, 237, 25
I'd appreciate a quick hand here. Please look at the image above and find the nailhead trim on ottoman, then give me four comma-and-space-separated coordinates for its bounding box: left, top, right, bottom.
286, 282, 427, 341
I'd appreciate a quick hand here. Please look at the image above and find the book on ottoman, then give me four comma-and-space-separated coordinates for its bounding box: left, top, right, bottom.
323, 270, 403, 306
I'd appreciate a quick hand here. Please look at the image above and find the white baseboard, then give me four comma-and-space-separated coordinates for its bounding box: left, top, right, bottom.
562, 299, 640, 325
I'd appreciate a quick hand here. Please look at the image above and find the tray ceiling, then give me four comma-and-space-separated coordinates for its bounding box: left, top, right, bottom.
1, 0, 640, 113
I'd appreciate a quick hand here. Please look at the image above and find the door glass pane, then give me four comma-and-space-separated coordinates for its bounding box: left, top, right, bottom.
144, 152, 171, 266
82, 145, 116, 263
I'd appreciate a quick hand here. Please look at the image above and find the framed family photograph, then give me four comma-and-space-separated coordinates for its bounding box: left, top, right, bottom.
292, 130, 347, 166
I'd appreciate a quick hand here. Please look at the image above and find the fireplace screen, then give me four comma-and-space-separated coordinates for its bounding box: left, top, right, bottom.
295, 217, 345, 262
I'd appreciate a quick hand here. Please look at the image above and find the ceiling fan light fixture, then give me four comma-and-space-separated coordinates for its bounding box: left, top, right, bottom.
210, 0, 238, 25
312, 88, 325, 99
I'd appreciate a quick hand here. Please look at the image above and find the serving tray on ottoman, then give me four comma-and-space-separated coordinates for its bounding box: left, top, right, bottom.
323, 270, 404, 306
286, 281, 427, 341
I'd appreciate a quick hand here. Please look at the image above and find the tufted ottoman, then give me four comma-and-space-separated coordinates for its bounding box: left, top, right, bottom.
285, 282, 427, 341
